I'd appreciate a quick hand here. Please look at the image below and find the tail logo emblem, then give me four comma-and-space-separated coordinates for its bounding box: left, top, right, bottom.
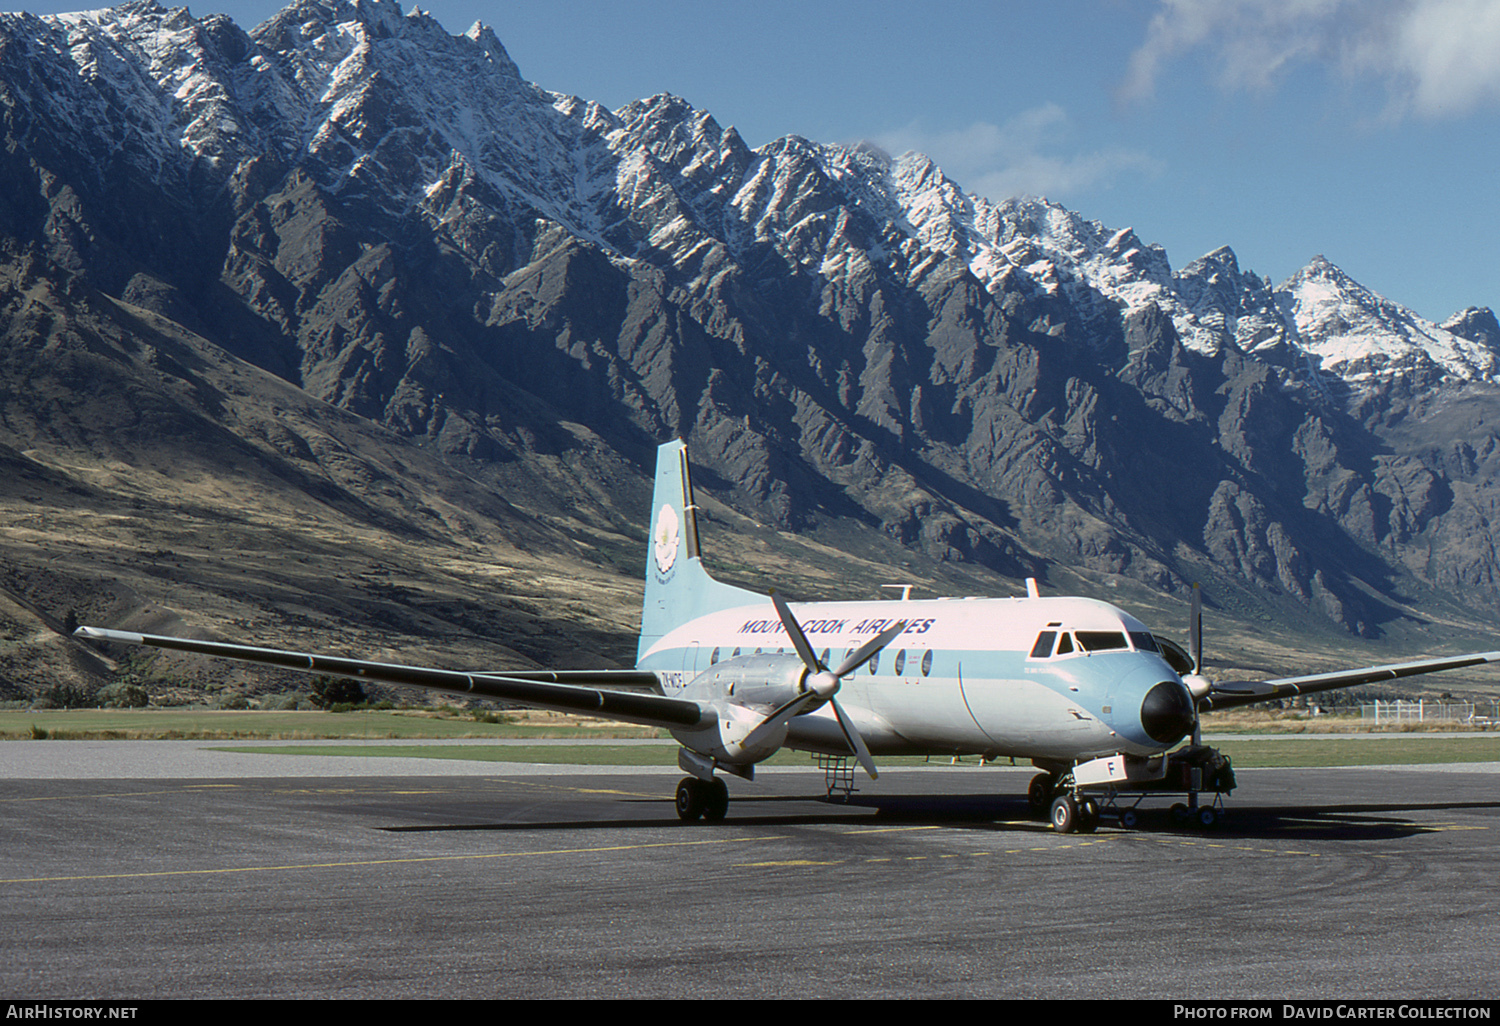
654, 504, 680, 575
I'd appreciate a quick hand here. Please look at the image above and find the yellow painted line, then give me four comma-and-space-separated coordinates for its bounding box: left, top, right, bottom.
0, 788, 199, 803
0, 834, 788, 886
841, 825, 942, 835
733, 860, 842, 868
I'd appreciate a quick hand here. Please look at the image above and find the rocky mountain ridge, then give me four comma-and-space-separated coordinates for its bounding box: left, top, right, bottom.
4, 0, 1500, 687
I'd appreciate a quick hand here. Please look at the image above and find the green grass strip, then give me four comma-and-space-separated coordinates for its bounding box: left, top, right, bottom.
208, 737, 1500, 768
0, 709, 661, 740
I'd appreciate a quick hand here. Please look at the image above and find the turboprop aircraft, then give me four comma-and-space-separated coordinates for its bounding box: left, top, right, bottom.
77, 439, 1500, 832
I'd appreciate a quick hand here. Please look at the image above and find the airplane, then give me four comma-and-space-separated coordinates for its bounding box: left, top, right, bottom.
76, 439, 1500, 833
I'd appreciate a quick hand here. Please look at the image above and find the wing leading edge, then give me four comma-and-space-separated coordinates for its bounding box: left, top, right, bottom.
1200, 650, 1500, 712
74, 627, 707, 730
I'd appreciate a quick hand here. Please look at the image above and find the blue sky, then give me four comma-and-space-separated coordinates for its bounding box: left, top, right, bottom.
16, 0, 1500, 322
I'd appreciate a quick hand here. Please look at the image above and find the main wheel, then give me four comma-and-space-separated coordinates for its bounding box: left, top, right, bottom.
675, 777, 705, 821
703, 778, 730, 822
1028, 773, 1055, 816
1050, 794, 1079, 834
1077, 798, 1100, 834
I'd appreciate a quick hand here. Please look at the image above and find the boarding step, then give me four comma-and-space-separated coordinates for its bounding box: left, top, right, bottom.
816, 754, 857, 801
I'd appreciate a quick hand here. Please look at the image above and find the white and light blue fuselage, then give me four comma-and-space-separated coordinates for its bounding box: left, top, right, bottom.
641, 595, 1179, 762
637, 441, 1194, 775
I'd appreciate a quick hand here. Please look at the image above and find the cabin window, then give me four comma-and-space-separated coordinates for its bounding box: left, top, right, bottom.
869, 650, 881, 675
710, 647, 720, 665
1076, 631, 1128, 652
731, 648, 741, 658
1029, 631, 1057, 658
893, 650, 907, 675
820, 648, 831, 668
920, 650, 933, 676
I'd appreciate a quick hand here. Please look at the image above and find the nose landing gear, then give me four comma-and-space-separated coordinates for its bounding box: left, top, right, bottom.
1048, 793, 1101, 834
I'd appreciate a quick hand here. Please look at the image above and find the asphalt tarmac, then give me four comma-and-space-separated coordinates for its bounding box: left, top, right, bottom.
3, 741, 1499, 1000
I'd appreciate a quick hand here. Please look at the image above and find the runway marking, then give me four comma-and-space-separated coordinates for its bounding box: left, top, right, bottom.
0, 834, 788, 886
500, 779, 662, 800
841, 825, 942, 835
0, 788, 202, 803
735, 859, 841, 867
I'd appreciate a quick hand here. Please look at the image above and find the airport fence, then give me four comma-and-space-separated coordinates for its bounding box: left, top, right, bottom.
1360, 699, 1500, 727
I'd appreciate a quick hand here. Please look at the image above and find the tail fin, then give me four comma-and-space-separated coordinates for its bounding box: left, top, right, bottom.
638, 440, 757, 664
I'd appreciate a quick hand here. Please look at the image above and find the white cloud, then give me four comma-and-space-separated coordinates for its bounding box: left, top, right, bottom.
1121, 0, 1500, 120
873, 104, 1161, 202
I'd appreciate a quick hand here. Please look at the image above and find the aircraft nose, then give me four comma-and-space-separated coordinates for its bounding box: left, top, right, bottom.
1140, 680, 1195, 746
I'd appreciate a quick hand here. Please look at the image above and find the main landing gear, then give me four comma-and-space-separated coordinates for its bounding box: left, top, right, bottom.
675, 776, 729, 822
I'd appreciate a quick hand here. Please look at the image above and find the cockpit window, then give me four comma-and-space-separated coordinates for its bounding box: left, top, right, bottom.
1029, 632, 1057, 658
1075, 631, 1129, 652
1055, 632, 1074, 655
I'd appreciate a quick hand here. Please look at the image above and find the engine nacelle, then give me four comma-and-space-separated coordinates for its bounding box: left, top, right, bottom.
670, 653, 818, 769
687, 653, 813, 711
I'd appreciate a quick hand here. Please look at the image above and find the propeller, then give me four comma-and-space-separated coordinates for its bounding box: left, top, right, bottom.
1188, 582, 1204, 746
740, 591, 906, 779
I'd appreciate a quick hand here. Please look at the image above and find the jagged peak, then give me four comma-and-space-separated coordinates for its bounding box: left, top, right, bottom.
617, 92, 698, 123
850, 140, 894, 166
1184, 244, 1240, 271
1442, 307, 1500, 347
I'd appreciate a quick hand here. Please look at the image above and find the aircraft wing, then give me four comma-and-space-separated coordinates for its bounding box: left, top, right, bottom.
1199, 650, 1500, 712
74, 627, 708, 731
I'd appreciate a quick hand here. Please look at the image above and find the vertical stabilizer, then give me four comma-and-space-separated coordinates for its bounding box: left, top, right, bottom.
638, 440, 758, 664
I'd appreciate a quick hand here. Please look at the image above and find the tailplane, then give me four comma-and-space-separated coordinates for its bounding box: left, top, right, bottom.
638, 440, 757, 663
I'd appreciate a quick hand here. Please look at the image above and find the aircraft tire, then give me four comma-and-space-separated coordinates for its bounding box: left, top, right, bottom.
1028, 774, 1054, 816
1049, 795, 1079, 834
1119, 809, 1139, 830
675, 777, 705, 821
1077, 798, 1100, 833
703, 778, 729, 822
1197, 806, 1218, 829
1169, 802, 1189, 826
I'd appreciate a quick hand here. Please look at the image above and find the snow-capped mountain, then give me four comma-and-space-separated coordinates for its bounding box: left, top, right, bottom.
5, 0, 1500, 643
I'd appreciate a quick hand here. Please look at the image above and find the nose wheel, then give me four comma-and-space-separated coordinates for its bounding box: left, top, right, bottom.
1049, 794, 1100, 834
675, 776, 729, 822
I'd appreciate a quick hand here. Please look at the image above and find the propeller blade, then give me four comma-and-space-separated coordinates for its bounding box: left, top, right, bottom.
1190, 582, 1203, 674
1189, 583, 1204, 746
741, 691, 819, 752
832, 620, 908, 678
770, 590, 823, 672
830, 696, 878, 780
